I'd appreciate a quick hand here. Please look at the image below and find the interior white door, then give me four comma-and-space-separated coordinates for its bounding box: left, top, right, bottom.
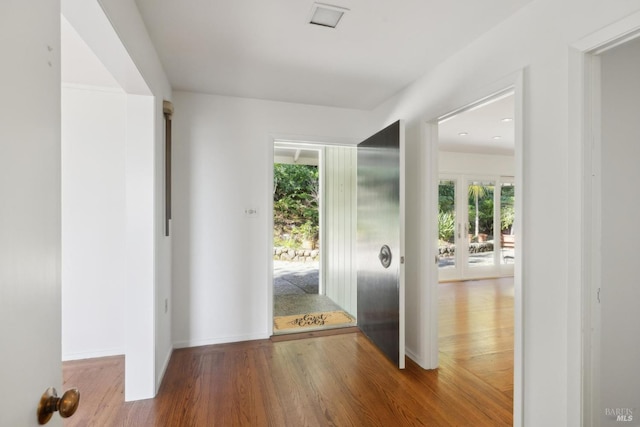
357, 120, 405, 368
0, 4, 64, 426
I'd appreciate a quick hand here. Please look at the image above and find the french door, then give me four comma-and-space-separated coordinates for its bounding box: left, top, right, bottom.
438, 175, 514, 281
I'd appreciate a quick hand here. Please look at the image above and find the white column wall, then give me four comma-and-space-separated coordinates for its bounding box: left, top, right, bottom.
63, 0, 173, 397
94, 0, 175, 395
124, 94, 157, 400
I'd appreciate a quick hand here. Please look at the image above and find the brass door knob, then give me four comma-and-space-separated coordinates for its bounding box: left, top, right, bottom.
37, 387, 80, 425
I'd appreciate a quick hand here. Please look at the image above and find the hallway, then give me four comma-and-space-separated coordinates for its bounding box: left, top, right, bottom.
63, 278, 513, 426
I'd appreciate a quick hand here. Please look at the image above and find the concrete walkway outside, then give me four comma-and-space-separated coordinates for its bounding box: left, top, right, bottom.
273, 260, 344, 317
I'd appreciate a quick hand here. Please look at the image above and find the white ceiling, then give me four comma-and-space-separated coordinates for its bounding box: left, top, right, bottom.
274, 144, 321, 165
61, 3, 518, 155
271, 94, 516, 157
133, 0, 533, 110
438, 93, 515, 155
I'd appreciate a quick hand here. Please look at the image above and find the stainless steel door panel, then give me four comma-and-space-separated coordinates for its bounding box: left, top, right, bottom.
357, 121, 403, 367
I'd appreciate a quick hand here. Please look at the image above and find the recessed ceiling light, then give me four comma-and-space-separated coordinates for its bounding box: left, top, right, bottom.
501, 117, 513, 122
492, 136, 502, 140
309, 3, 349, 28
458, 132, 468, 136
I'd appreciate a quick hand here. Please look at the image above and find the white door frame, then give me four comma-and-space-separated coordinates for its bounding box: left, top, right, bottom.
267, 134, 360, 336
570, 11, 640, 426
423, 70, 525, 425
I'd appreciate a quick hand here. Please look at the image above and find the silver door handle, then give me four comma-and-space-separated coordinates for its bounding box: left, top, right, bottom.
378, 245, 392, 268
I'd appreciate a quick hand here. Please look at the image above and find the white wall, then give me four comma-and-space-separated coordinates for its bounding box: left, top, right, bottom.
369, 0, 640, 425
439, 152, 515, 176
0, 3, 62, 426
323, 146, 357, 316
123, 94, 157, 400
63, 0, 173, 398
61, 85, 127, 360
598, 37, 640, 425
95, 0, 174, 396
172, 91, 375, 347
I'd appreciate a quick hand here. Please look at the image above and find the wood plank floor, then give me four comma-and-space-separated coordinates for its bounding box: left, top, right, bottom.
63, 278, 513, 426
438, 277, 514, 400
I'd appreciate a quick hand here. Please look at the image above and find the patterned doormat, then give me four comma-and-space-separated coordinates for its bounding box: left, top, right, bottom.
274, 310, 356, 332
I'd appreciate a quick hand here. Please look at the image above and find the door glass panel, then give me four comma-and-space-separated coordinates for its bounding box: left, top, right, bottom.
467, 181, 495, 268
500, 182, 515, 265
438, 180, 456, 270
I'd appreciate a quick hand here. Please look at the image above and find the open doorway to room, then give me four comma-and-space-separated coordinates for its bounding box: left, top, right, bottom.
579, 31, 640, 426
435, 90, 517, 408
61, 9, 157, 401
437, 92, 516, 281
272, 142, 357, 334
61, 12, 129, 369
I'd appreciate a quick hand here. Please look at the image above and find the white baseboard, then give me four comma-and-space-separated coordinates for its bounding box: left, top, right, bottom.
62, 347, 125, 361
156, 347, 173, 393
405, 346, 425, 367
173, 333, 270, 349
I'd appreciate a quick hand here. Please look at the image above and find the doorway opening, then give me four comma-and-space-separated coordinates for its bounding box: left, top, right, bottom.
61, 9, 157, 401
272, 141, 357, 334
437, 91, 516, 282
578, 30, 640, 426
433, 88, 518, 415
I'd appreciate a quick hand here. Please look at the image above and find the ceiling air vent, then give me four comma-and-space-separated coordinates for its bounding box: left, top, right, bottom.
309, 3, 349, 29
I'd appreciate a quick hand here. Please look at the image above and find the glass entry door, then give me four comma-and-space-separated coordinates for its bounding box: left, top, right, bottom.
437, 179, 457, 274
438, 175, 514, 281
499, 182, 515, 265
466, 180, 496, 270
